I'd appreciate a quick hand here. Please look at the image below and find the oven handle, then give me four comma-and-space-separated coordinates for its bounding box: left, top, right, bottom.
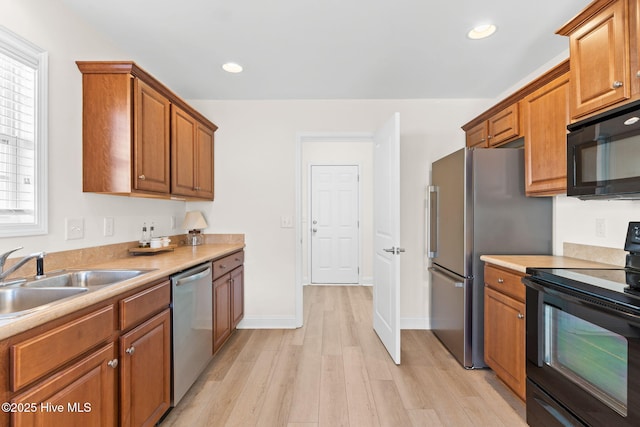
525, 277, 640, 325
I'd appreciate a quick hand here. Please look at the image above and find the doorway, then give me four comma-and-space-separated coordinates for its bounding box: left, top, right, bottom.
310, 164, 360, 284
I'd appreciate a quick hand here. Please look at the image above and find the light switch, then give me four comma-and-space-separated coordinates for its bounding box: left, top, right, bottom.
280, 216, 293, 228
103, 217, 114, 236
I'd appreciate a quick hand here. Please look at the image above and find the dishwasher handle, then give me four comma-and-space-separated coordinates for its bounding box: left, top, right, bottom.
173, 264, 212, 287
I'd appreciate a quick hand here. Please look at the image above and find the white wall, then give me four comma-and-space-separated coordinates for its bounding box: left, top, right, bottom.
0, 0, 188, 255
188, 99, 489, 328
554, 196, 640, 253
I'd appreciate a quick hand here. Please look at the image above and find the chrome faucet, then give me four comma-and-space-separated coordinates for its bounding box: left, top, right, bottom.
0, 247, 46, 285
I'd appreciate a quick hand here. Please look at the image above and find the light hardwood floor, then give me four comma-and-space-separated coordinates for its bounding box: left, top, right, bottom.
161, 285, 526, 427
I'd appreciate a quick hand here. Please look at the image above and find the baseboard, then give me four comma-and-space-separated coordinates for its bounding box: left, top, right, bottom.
400, 317, 430, 330
237, 315, 429, 330
236, 316, 299, 329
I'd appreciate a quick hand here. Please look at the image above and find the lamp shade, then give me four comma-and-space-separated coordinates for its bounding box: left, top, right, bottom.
182, 211, 208, 230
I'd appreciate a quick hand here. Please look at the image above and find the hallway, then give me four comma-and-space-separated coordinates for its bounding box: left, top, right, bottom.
161, 285, 526, 426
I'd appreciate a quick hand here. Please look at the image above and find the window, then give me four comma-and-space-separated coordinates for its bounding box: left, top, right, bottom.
0, 26, 47, 236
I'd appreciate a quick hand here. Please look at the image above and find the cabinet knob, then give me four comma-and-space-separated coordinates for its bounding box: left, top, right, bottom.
138, 174, 146, 180
220, 264, 226, 269
612, 81, 624, 89
107, 359, 119, 368
497, 278, 504, 283
517, 313, 524, 319
487, 135, 492, 139
636, 71, 640, 78
125, 346, 135, 355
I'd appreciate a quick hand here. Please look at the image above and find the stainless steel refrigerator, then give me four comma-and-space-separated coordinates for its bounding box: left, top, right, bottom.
427, 147, 552, 368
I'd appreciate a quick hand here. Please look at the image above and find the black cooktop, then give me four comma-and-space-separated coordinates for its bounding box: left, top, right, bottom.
525, 222, 640, 312
525, 267, 640, 312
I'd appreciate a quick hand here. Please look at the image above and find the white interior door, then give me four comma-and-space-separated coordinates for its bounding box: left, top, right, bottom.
373, 113, 402, 364
310, 165, 359, 284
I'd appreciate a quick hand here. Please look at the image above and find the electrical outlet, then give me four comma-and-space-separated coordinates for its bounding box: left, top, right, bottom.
103, 217, 114, 237
65, 217, 84, 240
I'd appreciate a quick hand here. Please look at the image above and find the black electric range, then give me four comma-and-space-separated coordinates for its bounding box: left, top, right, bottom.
523, 221, 640, 427
526, 222, 640, 313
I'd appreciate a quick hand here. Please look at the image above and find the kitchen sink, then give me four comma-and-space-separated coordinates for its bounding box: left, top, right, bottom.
22, 269, 153, 289
0, 287, 88, 319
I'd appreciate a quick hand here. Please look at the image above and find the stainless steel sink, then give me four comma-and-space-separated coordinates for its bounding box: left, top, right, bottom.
0, 287, 88, 319
22, 269, 153, 289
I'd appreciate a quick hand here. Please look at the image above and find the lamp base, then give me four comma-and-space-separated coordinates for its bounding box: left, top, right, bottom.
186, 230, 203, 246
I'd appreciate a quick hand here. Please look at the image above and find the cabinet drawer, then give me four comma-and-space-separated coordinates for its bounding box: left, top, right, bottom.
213, 251, 244, 279
11, 305, 116, 391
484, 264, 525, 302
120, 280, 170, 331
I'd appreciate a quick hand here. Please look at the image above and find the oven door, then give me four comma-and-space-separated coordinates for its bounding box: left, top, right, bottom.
525, 279, 640, 427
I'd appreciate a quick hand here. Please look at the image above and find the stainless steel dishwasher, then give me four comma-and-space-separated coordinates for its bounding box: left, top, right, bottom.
170, 261, 213, 406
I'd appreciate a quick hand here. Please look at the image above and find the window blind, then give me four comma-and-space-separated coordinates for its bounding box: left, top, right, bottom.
0, 50, 36, 224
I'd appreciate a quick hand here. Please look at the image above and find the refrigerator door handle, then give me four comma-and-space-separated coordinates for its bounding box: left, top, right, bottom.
428, 267, 464, 288
427, 185, 438, 258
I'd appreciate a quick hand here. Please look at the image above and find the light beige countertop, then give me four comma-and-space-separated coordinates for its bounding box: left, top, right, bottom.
480, 255, 619, 274
0, 243, 244, 340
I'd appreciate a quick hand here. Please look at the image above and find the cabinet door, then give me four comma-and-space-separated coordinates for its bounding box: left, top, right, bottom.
484, 287, 526, 400
488, 104, 520, 146
195, 122, 215, 200
120, 309, 171, 427
231, 266, 244, 329
134, 79, 171, 193
12, 343, 117, 427
465, 121, 488, 148
213, 274, 232, 353
171, 105, 197, 197
569, 0, 629, 119
523, 72, 570, 196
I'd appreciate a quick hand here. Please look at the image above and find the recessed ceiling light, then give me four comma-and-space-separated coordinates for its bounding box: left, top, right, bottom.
467, 24, 497, 40
222, 62, 243, 73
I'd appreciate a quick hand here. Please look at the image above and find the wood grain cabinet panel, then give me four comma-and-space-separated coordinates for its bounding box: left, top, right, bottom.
120, 309, 171, 427
10, 305, 116, 392
558, 0, 632, 119
11, 343, 117, 427
231, 266, 244, 329
120, 280, 170, 331
484, 286, 526, 400
484, 264, 526, 400
133, 79, 171, 194
523, 72, 570, 196
465, 121, 488, 148
213, 274, 232, 353
171, 105, 215, 200
77, 61, 217, 201
488, 104, 520, 147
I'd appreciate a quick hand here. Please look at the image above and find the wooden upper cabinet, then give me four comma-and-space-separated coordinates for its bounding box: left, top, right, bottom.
558, 0, 631, 119
171, 105, 215, 200
465, 121, 488, 148
77, 61, 217, 200
134, 79, 171, 193
487, 104, 520, 147
523, 71, 570, 196
463, 104, 522, 148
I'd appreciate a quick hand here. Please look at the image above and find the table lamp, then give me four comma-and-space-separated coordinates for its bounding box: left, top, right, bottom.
182, 211, 208, 246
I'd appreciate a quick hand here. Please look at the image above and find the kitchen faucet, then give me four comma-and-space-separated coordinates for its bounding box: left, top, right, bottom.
0, 247, 46, 286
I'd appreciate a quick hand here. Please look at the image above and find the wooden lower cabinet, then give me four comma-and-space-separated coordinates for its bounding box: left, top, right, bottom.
484, 264, 526, 400
11, 343, 117, 427
213, 274, 232, 353
119, 309, 171, 427
231, 266, 244, 329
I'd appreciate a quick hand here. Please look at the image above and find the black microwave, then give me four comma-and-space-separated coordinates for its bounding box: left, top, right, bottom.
567, 101, 640, 199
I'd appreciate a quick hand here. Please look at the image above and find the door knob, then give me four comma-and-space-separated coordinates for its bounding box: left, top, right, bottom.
125, 346, 135, 355
107, 359, 118, 368
612, 81, 623, 89
138, 174, 146, 180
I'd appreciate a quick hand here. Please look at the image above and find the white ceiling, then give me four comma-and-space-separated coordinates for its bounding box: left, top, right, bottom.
60, 0, 591, 100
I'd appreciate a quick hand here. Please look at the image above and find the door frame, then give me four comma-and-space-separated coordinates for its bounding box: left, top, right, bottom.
308, 163, 361, 285
295, 133, 373, 327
